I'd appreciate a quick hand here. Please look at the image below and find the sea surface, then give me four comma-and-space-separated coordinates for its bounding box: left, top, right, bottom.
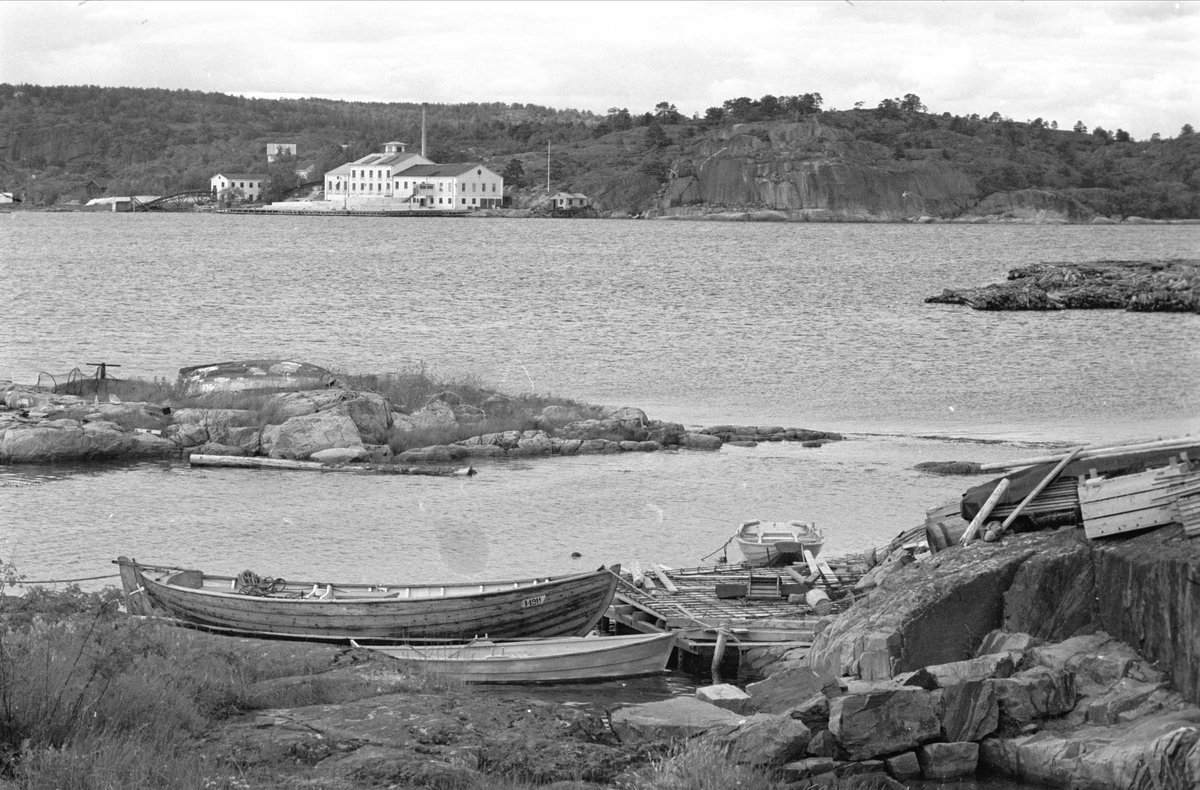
1, 214, 1197, 592
6, 213, 1191, 790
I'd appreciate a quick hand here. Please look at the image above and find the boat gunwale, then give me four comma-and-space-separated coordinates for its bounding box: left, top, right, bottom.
121, 557, 614, 593
357, 632, 675, 661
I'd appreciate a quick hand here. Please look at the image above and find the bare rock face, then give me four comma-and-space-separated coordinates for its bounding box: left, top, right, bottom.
0, 418, 175, 461
707, 713, 812, 768
980, 711, 1200, 789
990, 666, 1077, 725
268, 412, 364, 460
828, 688, 941, 761
1090, 528, 1200, 706
917, 742, 979, 780
407, 399, 458, 432
608, 697, 743, 745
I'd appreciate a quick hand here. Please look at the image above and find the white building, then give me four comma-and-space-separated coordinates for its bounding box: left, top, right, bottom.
211, 173, 266, 203
266, 143, 297, 163
322, 141, 502, 210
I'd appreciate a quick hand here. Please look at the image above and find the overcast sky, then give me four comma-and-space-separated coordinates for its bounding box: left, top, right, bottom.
1, 0, 1196, 140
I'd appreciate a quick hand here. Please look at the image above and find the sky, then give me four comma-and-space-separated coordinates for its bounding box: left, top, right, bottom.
0, 0, 1196, 140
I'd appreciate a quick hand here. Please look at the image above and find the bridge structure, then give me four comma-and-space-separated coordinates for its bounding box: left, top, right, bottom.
134, 190, 214, 212
279, 180, 324, 200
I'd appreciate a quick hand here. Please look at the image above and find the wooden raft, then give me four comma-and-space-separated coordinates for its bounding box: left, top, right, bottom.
605, 559, 865, 660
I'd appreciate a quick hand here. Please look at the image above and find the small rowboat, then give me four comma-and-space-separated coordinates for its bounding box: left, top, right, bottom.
733, 520, 824, 566
115, 557, 619, 642
351, 632, 676, 683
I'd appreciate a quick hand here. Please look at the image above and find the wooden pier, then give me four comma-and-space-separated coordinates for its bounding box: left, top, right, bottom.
602, 557, 868, 679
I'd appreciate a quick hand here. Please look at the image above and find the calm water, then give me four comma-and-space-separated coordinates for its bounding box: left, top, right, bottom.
2, 214, 1198, 593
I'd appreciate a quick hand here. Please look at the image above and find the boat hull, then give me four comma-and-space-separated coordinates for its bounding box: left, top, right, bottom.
734, 520, 824, 566
116, 558, 619, 641
354, 633, 676, 683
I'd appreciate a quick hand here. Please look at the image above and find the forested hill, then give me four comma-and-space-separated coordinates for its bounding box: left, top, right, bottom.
1, 83, 1197, 220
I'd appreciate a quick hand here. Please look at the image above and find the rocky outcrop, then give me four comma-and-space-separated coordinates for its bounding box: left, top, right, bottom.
746, 524, 1200, 788
657, 122, 979, 222
962, 188, 1096, 223
927, 259, 1199, 313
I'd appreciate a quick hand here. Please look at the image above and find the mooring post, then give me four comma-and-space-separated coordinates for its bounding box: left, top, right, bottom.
711, 628, 729, 685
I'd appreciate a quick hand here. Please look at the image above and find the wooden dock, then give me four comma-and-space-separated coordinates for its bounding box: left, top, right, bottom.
602, 557, 868, 678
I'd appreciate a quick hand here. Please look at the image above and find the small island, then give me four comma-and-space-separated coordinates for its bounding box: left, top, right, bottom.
926, 258, 1199, 312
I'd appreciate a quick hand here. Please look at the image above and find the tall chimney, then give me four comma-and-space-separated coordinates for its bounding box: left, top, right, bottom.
421, 103, 427, 158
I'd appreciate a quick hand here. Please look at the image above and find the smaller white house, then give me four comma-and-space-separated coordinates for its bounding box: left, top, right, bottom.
0, 192, 14, 204
551, 192, 590, 209
211, 173, 266, 203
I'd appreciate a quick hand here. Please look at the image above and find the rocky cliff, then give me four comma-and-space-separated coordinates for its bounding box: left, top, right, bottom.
653, 122, 980, 222
802, 526, 1200, 706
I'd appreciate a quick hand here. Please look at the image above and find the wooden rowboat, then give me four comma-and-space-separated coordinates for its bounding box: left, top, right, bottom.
115, 557, 619, 641
734, 520, 824, 566
351, 632, 676, 683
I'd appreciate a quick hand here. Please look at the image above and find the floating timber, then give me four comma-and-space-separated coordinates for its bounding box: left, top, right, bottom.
189, 454, 474, 477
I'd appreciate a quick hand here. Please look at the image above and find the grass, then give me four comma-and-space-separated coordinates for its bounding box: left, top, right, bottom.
616, 739, 786, 790
0, 569, 785, 790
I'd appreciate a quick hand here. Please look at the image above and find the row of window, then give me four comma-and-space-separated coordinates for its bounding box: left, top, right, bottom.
327, 181, 499, 193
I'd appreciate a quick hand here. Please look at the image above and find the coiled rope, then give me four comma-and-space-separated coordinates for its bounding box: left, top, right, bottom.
236, 570, 287, 596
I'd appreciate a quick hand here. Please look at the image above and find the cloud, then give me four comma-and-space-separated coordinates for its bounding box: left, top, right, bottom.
0, 0, 1196, 140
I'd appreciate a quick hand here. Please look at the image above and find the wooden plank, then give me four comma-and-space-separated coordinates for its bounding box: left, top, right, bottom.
651, 564, 679, 594
961, 477, 1010, 545
1081, 467, 1184, 538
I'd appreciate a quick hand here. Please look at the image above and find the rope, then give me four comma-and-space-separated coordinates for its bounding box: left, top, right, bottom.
11, 573, 121, 585
235, 570, 287, 596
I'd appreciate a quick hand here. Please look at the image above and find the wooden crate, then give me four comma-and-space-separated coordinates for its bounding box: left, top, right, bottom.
1080, 465, 1183, 539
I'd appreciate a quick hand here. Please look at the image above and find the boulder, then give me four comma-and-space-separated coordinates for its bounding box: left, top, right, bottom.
806, 728, 838, 757
828, 688, 941, 761
192, 442, 245, 457
980, 710, 1200, 789
975, 629, 1037, 658
268, 389, 347, 419
789, 693, 831, 731
708, 712, 811, 768
390, 412, 416, 434
0, 418, 174, 462
680, 432, 723, 450
608, 698, 743, 744
938, 679, 999, 742
310, 447, 368, 464
924, 653, 1016, 687
917, 741, 978, 779
989, 666, 1076, 724
269, 412, 364, 460
515, 431, 553, 455
696, 684, 753, 715
747, 666, 834, 714
407, 400, 458, 432
330, 391, 392, 444
1027, 633, 1161, 697
883, 751, 921, 780
780, 757, 836, 781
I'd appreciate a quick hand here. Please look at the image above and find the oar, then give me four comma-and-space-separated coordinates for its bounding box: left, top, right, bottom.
984, 446, 1085, 542
960, 478, 1011, 546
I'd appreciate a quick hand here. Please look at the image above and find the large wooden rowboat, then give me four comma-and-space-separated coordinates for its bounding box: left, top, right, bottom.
733, 520, 824, 566
115, 557, 619, 641
351, 632, 676, 683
